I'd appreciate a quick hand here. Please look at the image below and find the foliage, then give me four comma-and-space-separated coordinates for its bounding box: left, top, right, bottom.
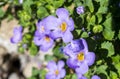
1, 0, 120, 79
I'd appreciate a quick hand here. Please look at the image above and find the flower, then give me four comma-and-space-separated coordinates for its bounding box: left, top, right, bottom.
46, 8, 74, 43
11, 26, 23, 43
91, 75, 101, 79
19, 0, 23, 4
34, 33, 54, 52
76, 74, 87, 79
34, 18, 55, 52
76, 6, 84, 14
63, 38, 95, 70
36, 16, 58, 35
46, 60, 66, 79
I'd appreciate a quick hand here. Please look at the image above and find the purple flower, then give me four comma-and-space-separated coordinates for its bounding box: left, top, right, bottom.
76, 74, 87, 79
19, 0, 23, 4
34, 18, 55, 52
46, 60, 66, 79
36, 18, 51, 36
11, 26, 23, 43
45, 8, 74, 43
63, 38, 95, 70
91, 75, 101, 79
34, 33, 54, 52
76, 6, 84, 14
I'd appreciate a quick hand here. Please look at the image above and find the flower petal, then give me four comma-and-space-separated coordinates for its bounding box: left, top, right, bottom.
67, 58, 78, 69
76, 73, 82, 79
59, 69, 66, 78
13, 26, 23, 33
66, 18, 74, 31
63, 44, 72, 56
46, 72, 56, 79
62, 30, 73, 43
85, 52, 95, 66
51, 30, 61, 39
10, 34, 22, 43
58, 60, 65, 70
91, 75, 101, 79
33, 36, 42, 46
47, 61, 57, 72
75, 62, 89, 74
40, 38, 54, 52
70, 39, 85, 53
44, 15, 59, 30
56, 8, 69, 19
81, 38, 88, 53
81, 76, 88, 79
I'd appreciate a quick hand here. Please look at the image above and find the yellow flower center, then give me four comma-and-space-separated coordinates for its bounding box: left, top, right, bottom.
44, 36, 50, 42
41, 26, 45, 32
55, 70, 59, 75
60, 22, 67, 32
77, 52, 84, 61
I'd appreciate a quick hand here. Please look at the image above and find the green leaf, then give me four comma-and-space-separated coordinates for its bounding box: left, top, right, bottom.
71, 74, 77, 79
118, 30, 120, 40
45, 55, 54, 62
29, 42, 38, 55
81, 32, 89, 38
53, 45, 64, 59
102, 29, 114, 40
0, 8, 5, 18
95, 65, 108, 75
53, 0, 64, 8
99, 0, 109, 7
23, 0, 33, 14
37, 7, 49, 19
97, 7, 108, 14
103, 17, 112, 30
115, 63, 120, 76
32, 68, 40, 76
110, 71, 118, 79
101, 41, 115, 57
18, 46, 24, 53
28, 76, 36, 79
39, 69, 47, 79
112, 55, 120, 64
96, 14, 102, 23
93, 25, 103, 33
90, 15, 96, 25
85, 0, 94, 12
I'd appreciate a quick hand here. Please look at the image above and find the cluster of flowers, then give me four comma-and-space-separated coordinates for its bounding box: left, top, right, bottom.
10, 7, 100, 79
33, 8, 74, 51
46, 39, 100, 79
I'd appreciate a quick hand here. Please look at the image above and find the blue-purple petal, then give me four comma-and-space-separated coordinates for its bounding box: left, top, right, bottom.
66, 18, 74, 31
85, 52, 95, 66
67, 58, 78, 69
62, 30, 73, 43
76, 6, 84, 14
56, 8, 69, 19
44, 15, 59, 30
46, 72, 56, 79
75, 62, 89, 74
81, 76, 87, 79
40, 38, 54, 52
10, 33, 22, 43
50, 30, 61, 39
91, 75, 101, 79
70, 39, 85, 53
58, 60, 65, 70
81, 38, 88, 53
33, 36, 42, 46
59, 69, 66, 78
47, 61, 57, 72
